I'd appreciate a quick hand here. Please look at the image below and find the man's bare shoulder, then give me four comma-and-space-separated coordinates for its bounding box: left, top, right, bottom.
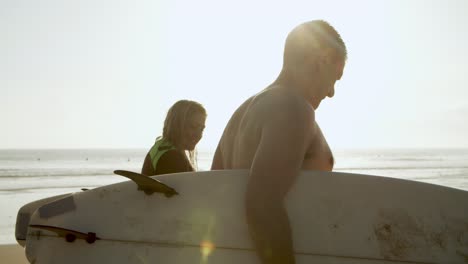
252, 87, 314, 121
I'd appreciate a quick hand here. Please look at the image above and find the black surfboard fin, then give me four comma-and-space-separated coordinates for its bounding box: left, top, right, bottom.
29, 224, 99, 244
113, 170, 178, 197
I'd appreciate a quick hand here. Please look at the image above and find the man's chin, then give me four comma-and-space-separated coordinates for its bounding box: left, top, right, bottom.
313, 101, 321, 110
187, 145, 196, 151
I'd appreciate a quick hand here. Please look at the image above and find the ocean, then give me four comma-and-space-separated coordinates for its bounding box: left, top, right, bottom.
1, 148, 467, 245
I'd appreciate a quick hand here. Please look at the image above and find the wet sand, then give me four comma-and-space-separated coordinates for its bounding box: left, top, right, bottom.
0, 244, 28, 263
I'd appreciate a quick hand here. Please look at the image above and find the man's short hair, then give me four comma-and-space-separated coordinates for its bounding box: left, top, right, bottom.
284, 20, 347, 66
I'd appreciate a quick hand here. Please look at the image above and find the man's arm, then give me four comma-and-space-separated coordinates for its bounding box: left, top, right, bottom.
211, 144, 224, 170
248, 99, 313, 198
245, 101, 313, 264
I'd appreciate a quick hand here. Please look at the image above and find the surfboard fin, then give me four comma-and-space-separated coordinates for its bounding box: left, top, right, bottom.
113, 170, 178, 198
29, 224, 99, 244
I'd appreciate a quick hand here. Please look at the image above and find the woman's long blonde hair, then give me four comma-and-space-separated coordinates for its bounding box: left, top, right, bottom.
162, 100, 206, 168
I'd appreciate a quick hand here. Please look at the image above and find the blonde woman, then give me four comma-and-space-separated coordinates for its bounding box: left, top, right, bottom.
141, 100, 206, 176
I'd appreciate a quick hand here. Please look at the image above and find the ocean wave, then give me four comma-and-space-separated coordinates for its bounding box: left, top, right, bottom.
388, 158, 444, 162
335, 166, 468, 171
0, 185, 98, 192
0, 168, 140, 178
0, 172, 114, 179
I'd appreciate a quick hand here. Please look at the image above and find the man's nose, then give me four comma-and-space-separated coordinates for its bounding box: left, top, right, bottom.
327, 87, 335, 98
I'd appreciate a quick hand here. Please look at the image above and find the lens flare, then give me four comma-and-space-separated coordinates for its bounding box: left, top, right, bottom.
200, 241, 215, 257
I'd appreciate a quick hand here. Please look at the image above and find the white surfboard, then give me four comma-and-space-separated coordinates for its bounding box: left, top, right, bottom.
21, 170, 468, 263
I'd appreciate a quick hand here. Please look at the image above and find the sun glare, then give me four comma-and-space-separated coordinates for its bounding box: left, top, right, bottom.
200, 240, 215, 259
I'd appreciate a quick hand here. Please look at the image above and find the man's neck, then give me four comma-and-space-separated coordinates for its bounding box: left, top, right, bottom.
274, 69, 316, 106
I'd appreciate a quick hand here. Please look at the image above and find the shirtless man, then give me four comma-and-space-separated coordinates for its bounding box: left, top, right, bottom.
211, 20, 347, 264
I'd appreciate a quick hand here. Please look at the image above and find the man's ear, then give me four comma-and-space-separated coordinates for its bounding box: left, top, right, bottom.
317, 50, 342, 74
322, 50, 337, 65
320, 46, 340, 63
313, 53, 330, 73
307, 59, 321, 75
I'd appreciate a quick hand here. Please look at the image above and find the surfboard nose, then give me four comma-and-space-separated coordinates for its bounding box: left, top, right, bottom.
15, 211, 29, 246
15, 193, 71, 247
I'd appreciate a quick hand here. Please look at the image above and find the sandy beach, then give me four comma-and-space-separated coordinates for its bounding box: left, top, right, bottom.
0, 244, 28, 264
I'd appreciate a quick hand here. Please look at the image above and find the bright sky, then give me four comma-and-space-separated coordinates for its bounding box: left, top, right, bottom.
2, 0, 468, 150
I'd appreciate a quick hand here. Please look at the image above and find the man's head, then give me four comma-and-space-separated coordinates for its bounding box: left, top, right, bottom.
283, 20, 347, 109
